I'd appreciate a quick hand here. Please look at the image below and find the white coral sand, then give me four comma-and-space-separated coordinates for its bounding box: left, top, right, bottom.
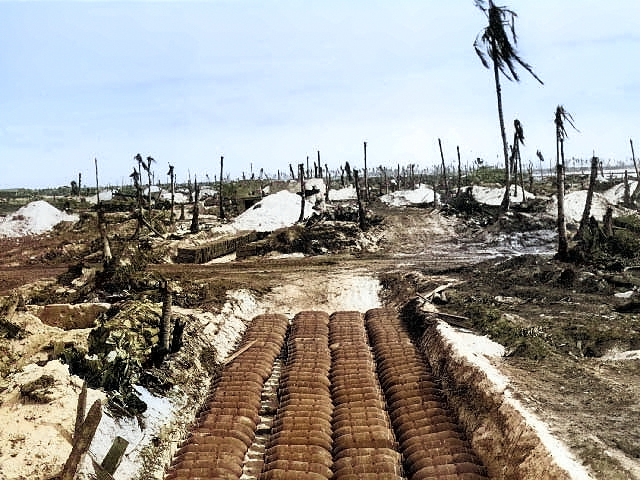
0, 200, 78, 237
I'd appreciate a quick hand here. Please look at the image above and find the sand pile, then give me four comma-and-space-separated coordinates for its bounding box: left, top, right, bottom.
380, 185, 440, 206
0, 200, 78, 238
231, 190, 316, 232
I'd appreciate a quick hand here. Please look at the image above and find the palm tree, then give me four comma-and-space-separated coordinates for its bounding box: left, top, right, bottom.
474, 0, 543, 211
536, 150, 545, 180
555, 105, 578, 260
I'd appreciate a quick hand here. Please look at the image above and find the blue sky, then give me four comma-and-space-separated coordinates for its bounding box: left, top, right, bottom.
1, 1, 638, 188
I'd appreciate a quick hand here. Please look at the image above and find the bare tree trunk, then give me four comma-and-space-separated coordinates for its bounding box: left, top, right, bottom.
603, 207, 613, 237
353, 169, 366, 230
557, 156, 569, 260
159, 280, 172, 354
438, 138, 449, 197
219, 156, 225, 220
493, 40, 511, 212
94, 158, 112, 265
577, 156, 600, 240
190, 177, 200, 233
630, 139, 640, 204
363, 142, 369, 202
298, 163, 306, 223
624, 170, 631, 206
456, 146, 462, 195
78, 172, 82, 200
324, 164, 330, 202
169, 165, 175, 225
518, 145, 525, 202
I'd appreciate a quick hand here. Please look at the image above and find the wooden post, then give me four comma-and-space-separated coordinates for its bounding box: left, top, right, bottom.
96, 436, 129, 480
74, 382, 88, 442
61, 400, 102, 480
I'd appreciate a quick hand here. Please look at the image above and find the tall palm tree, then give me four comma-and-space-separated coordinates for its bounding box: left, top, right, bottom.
555, 105, 578, 260
474, 0, 543, 211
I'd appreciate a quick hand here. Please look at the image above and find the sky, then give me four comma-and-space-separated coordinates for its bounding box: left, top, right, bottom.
0, 1, 639, 189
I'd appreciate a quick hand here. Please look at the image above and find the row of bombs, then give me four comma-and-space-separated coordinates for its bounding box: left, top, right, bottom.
329, 311, 405, 480
259, 311, 334, 480
365, 308, 488, 480
165, 314, 289, 480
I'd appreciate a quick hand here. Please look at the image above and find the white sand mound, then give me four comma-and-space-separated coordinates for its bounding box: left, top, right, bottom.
553, 191, 612, 223
380, 186, 439, 206
0, 200, 78, 238
472, 185, 535, 206
329, 186, 357, 201
602, 181, 638, 205
85, 190, 114, 204
231, 190, 315, 232
160, 191, 189, 203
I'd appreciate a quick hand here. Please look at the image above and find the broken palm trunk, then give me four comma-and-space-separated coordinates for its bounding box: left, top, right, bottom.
159, 280, 173, 355
576, 156, 600, 241
353, 168, 366, 230
190, 177, 200, 234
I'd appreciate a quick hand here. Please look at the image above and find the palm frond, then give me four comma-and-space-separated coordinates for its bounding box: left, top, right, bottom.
555, 105, 579, 140
514, 119, 525, 145
474, 0, 543, 85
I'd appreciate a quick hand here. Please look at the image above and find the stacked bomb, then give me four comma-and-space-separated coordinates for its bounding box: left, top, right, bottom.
365, 308, 488, 480
165, 314, 288, 480
260, 311, 334, 480
329, 311, 404, 480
